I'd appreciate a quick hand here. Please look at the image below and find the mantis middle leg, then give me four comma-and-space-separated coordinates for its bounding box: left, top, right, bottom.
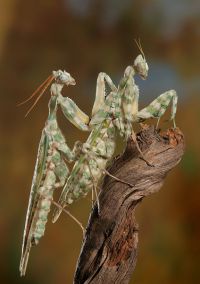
137, 90, 178, 128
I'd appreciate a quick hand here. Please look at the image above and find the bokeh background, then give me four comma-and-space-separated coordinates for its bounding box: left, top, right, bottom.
0, 0, 200, 283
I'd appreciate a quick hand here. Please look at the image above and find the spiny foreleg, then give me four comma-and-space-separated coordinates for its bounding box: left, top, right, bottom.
51, 83, 90, 132
92, 72, 117, 116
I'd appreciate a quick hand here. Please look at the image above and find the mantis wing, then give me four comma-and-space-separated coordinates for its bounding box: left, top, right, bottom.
19, 130, 49, 276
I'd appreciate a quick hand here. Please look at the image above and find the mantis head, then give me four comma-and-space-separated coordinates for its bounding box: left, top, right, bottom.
133, 54, 149, 80
53, 70, 76, 86
133, 39, 148, 80
18, 70, 76, 117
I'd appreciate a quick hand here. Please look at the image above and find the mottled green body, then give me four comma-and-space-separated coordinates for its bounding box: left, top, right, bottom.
20, 71, 90, 276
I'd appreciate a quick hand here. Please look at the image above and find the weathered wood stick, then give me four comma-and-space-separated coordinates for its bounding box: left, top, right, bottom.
74, 126, 185, 284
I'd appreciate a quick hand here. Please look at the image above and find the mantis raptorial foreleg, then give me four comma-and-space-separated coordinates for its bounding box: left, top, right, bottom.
92, 72, 117, 116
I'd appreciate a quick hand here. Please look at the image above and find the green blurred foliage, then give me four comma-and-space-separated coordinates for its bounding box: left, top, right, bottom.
0, 0, 199, 283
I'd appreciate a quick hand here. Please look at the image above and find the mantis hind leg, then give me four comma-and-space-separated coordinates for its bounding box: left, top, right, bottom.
50, 199, 85, 235
86, 159, 100, 213
131, 131, 154, 167
103, 169, 135, 187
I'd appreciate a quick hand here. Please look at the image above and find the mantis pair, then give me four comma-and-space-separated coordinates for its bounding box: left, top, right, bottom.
20, 52, 178, 276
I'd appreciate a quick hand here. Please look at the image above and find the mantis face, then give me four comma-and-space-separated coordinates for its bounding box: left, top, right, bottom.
133, 54, 149, 80
53, 70, 76, 86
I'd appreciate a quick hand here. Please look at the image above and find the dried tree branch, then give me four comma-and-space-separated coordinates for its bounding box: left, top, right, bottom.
73, 126, 185, 284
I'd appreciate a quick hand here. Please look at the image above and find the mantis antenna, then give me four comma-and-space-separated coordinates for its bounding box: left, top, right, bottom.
134, 38, 146, 59
17, 74, 54, 117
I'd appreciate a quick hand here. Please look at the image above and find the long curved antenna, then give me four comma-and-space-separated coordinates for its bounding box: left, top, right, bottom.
17, 75, 54, 107
134, 38, 145, 59
24, 76, 54, 117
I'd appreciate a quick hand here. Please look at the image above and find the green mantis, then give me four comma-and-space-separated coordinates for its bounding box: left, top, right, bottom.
52, 54, 149, 222
20, 70, 90, 276
20, 50, 178, 276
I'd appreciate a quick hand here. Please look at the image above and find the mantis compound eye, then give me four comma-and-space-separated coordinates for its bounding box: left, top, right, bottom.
53, 70, 76, 85
61, 71, 76, 85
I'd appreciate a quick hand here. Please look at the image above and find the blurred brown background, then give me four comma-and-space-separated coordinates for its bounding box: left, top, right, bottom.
0, 0, 200, 283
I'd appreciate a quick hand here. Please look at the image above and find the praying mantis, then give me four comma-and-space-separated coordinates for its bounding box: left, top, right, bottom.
52, 51, 178, 222
20, 45, 178, 276
19, 70, 91, 276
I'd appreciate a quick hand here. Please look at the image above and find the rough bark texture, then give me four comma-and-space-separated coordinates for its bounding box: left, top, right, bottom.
73, 126, 185, 284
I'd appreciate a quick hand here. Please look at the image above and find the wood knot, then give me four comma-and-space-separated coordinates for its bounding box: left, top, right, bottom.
162, 127, 184, 147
